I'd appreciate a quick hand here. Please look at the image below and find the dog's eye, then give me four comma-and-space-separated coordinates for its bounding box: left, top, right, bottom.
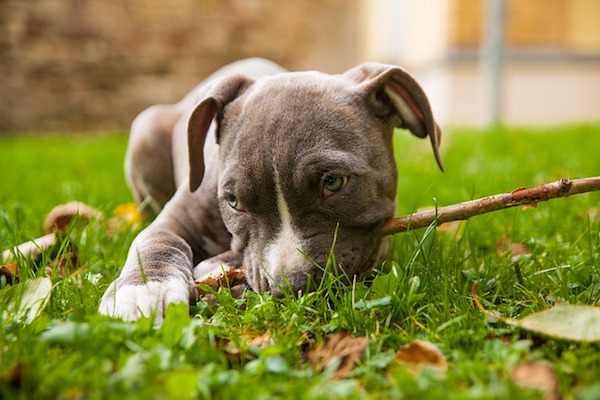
226, 194, 241, 210
322, 175, 348, 198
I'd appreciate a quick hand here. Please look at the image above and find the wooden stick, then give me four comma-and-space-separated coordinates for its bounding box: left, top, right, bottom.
2, 233, 58, 264
382, 177, 600, 236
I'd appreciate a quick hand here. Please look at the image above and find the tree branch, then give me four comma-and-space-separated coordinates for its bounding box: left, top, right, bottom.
381, 177, 600, 236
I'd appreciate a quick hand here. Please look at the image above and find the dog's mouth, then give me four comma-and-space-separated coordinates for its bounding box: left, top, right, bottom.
245, 263, 272, 294
253, 266, 322, 297
244, 237, 387, 296
243, 256, 317, 296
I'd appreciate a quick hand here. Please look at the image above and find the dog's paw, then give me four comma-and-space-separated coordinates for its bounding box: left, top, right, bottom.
98, 278, 192, 325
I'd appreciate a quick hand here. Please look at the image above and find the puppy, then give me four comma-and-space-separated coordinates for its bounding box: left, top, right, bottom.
99, 58, 442, 323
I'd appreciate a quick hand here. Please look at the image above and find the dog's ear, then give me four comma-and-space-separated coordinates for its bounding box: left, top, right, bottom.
344, 63, 444, 171
187, 75, 253, 192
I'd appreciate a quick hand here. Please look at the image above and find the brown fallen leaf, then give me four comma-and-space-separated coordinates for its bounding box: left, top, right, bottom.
304, 333, 368, 380
395, 340, 447, 376
1, 262, 19, 283
196, 267, 246, 294
5, 262, 18, 275
222, 330, 274, 362
43, 201, 102, 234
472, 281, 600, 342
244, 330, 274, 348
496, 237, 531, 259
511, 362, 561, 400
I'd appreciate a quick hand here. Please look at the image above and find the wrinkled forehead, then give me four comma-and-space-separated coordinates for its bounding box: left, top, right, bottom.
227, 72, 371, 155
217, 71, 382, 197
247, 71, 353, 103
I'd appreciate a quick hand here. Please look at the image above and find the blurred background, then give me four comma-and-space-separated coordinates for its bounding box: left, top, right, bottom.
1, 0, 599, 132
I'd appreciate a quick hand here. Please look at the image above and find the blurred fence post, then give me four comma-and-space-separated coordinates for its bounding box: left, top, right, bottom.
481, 0, 505, 126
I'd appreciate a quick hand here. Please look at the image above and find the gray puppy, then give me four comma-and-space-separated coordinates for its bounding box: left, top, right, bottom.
99, 58, 442, 323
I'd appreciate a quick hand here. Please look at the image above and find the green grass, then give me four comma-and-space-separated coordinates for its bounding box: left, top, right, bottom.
1, 124, 599, 399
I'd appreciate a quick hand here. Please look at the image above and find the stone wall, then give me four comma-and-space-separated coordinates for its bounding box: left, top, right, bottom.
0, 0, 358, 132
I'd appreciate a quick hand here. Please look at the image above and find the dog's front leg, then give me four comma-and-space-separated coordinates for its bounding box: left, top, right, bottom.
98, 224, 197, 325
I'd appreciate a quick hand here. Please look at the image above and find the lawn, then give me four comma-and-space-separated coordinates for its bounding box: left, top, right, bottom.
1, 124, 599, 399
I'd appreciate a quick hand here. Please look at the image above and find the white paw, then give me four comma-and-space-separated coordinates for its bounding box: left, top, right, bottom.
98, 279, 190, 325
193, 259, 233, 282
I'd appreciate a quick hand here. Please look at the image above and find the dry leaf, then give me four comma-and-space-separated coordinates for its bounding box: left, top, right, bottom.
43, 202, 102, 234
244, 330, 274, 349
304, 333, 368, 380
473, 281, 600, 342
4, 277, 53, 324
395, 340, 447, 375
516, 304, 600, 342
511, 362, 560, 400
496, 237, 531, 260
1, 261, 19, 276
222, 330, 274, 361
196, 267, 246, 294
1, 263, 19, 284
3, 262, 18, 275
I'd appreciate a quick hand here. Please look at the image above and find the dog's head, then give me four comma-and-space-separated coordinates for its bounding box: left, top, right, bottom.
187, 63, 442, 295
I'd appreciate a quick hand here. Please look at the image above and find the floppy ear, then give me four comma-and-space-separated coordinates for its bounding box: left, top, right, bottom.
187, 75, 253, 192
344, 63, 444, 171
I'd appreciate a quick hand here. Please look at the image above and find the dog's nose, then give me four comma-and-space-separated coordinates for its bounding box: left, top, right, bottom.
263, 223, 311, 295
268, 267, 317, 296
